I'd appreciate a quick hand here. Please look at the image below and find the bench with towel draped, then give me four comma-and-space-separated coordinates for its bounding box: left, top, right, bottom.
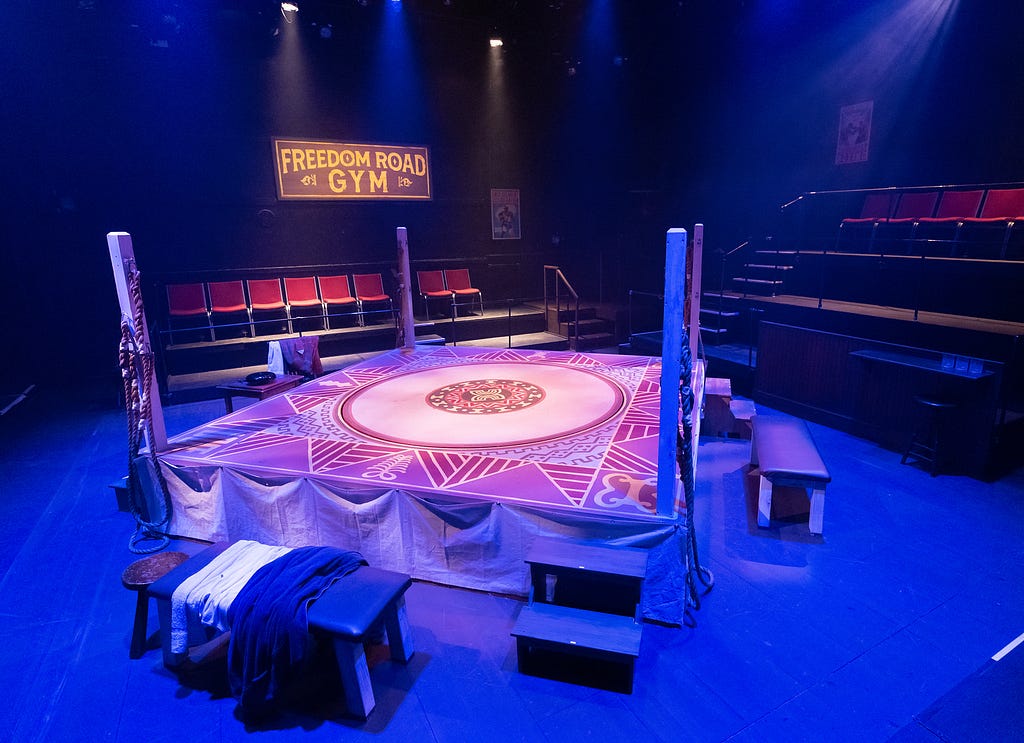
148, 541, 414, 719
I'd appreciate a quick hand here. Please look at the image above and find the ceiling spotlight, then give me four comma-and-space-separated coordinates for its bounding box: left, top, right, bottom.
280, 2, 298, 23
489, 37, 503, 48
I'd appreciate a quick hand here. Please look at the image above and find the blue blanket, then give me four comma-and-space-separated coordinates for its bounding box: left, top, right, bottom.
227, 546, 367, 710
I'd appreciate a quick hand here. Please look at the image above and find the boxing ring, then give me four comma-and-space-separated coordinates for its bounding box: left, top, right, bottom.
153, 346, 704, 624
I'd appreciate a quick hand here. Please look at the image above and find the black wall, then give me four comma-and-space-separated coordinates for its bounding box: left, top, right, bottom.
2, 0, 1021, 385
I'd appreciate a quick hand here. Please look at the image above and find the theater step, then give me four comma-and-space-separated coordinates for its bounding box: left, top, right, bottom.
700, 377, 755, 439
511, 602, 642, 693
699, 306, 740, 345
513, 537, 647, 692
525, 537, 648, 617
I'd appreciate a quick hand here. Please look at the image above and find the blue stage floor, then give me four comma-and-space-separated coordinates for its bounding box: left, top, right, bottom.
1, 379, 1023, 742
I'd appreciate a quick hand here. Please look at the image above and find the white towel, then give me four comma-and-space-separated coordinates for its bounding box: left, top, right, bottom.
169, 540, 293, 654
267, 341, 285, 374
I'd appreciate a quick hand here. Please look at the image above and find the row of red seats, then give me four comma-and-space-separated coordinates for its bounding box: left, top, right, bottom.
837, 187, 1024, 259
415, 269, 484, 318
165, 269, 484, 344
164, 274, 391, 343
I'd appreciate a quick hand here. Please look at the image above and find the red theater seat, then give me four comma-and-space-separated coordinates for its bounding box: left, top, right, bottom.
443, 269, 484, 317
836, 191, 897, 253
208, 280, 253, 338
352, 273, 393, 324
878, 191, 938, 254
889, 191, 938, 223
963, 188, 1024, 223
165, 282, 213, 343
284, 276, 325, 331
246, 278, 289, 335
318, 275, 361, 328
911, 189, 985, 256
916, 189, 984, 224
841, 191, 896, 225
958, 188, 1024, 258
416, 270, 453, 318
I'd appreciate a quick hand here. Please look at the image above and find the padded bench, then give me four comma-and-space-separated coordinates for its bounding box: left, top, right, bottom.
750, 415, 832, 535
148, 543, 414, 719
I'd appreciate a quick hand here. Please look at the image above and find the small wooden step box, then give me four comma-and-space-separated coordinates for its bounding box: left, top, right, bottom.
511, 537, 647, 693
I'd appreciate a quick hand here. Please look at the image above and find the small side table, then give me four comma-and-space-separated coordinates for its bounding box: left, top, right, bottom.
121, 551, 190, 658
217, 373, 304, 413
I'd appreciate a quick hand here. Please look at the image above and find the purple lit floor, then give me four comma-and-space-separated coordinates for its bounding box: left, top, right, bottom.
2, 378, 1024, 741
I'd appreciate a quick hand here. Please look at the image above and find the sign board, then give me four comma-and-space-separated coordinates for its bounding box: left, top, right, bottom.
273, 138, 431, 200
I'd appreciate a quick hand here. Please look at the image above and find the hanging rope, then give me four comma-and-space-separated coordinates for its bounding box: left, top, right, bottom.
675, 336, 714, 627
118, 265, 172, 554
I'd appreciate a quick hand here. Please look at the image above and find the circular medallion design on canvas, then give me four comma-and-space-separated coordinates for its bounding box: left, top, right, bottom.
426, 379, 545, 415
337, 361, 627, 449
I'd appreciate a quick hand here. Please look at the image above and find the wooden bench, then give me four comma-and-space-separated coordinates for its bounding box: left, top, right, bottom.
148, 544, 413, 719
307, 566, 414, 718
750, 415, 832, 535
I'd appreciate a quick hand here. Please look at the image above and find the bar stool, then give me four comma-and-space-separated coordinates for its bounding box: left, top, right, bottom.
901, 394, 958, 476
121, 551, 190, 658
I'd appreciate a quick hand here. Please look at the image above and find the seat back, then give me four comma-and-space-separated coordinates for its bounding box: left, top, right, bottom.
207, 280, 248, 313
978, 188, 1024, 219
443, 268, 475, 292
353, 273, 385, 298
416, 270, 447, 294
892, 191, 938, 220
246, 279, 286, 310
284, 276, 321, 307
931, 189, 984, 220
166, 283, 208, 317
318, 275, 355, 303
857, 192, 894, 220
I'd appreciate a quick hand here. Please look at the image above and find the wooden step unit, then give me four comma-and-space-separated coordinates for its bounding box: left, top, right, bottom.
525, 537, 647, 617
511, 537, 647, 693
511, 602, 642, 693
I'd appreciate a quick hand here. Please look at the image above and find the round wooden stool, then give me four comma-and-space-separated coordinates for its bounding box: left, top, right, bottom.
122, 551, 189, 659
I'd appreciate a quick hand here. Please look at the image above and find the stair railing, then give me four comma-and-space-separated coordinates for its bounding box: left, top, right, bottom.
627, 290, 663, 340
543, 265, 580, 350
719, 240, 750, 310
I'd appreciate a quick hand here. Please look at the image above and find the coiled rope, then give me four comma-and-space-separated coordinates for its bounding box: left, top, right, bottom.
676, 337, 714, 626
118, 265, 172, 554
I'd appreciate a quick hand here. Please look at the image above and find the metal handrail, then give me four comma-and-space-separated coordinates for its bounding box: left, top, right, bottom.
543, 264, 580, 350
626, 289, 663, 340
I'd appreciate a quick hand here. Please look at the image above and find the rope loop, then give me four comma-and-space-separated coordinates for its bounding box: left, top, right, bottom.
675, 332, 714, 622
119, 267, 172, 554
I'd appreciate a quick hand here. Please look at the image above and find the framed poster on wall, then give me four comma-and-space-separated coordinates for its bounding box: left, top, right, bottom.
835, 101, 872, 165
491, 188, 521, 240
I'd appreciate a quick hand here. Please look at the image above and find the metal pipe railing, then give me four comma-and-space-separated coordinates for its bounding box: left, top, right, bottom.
543, 264, 580, 350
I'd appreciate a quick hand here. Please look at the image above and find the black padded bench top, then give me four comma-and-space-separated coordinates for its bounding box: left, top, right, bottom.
149, 544, 411, 642
752, 415, 831, 484
307, 567, 412, 640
